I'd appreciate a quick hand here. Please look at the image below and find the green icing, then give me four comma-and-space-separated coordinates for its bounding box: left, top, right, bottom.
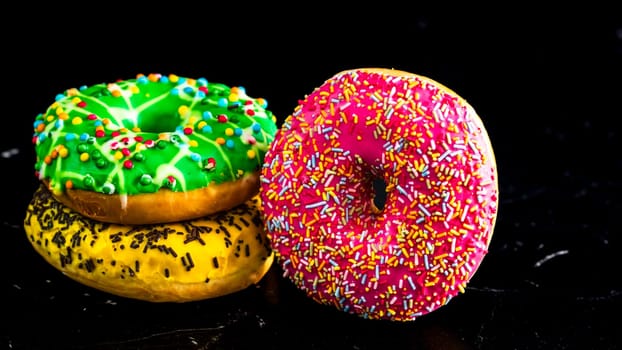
33, 73, 278, 195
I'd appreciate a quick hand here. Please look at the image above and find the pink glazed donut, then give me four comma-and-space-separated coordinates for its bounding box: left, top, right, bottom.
260, 68, 499, 321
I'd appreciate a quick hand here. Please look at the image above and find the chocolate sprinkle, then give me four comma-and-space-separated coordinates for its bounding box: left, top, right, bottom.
24, 185, 273, 299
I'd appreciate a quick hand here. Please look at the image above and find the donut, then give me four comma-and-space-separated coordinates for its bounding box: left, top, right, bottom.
32, 73, 278, 225
23, 184, 274, 302
260, 68, 499, 321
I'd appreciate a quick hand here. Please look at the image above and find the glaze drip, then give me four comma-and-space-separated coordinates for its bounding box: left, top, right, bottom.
33, 73, 278, 196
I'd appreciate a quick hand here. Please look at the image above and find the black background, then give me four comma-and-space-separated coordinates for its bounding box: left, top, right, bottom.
2, 8, 621, 350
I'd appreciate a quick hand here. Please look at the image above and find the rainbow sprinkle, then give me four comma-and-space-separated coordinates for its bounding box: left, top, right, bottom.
260, 69, 499, 321
32, 73, 278, 196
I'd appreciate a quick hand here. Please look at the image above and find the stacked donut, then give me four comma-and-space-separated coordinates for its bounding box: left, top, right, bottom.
24, 68, 500, 321
24, 73, 278, 302
260, 68, 499, 321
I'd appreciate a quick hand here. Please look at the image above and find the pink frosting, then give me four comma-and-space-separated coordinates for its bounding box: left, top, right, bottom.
260, 69, 498, 321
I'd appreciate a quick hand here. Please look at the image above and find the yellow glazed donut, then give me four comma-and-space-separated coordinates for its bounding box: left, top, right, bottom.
260, 68, 499, 321
32, 73, 278, 225
24, 185, 274, 302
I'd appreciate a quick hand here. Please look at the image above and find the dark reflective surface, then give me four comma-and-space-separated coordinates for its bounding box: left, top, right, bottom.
3, 11, 621, 350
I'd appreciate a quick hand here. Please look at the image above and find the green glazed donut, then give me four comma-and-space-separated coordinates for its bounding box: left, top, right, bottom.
33, 73, 278, 224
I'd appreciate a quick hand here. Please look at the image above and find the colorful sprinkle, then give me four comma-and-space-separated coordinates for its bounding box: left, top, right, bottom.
260, 69, 498, 322
33, 73, 278, 197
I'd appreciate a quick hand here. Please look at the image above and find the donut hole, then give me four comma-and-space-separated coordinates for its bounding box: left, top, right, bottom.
136, 109, 181, 134
372, 177, 387, 211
